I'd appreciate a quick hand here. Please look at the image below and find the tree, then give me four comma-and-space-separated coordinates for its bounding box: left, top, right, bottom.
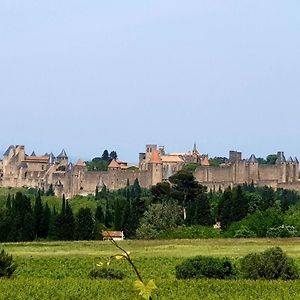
63, 200, 75, 240
122, 200, 135, 238
21, 212, 34, 241
113, 198, 124, 231
192, 192, 213, 226
95, 205, 105, 224
40, 202, 51, 238
45, 184, 55, 196
169, 170, 199, 220
101, 150, 109, 161
8, 192, 33, 241
266, 154, 278, 165
104, 200, 113, 228
75, 208, 94, 240
231, 186, 247, 222
136, 201, 183, 239
95, 186, 99, 200
150, 182, 171, 202
217, 187, 233, 230
109, 151, 118, 160
33, 192, 44, 238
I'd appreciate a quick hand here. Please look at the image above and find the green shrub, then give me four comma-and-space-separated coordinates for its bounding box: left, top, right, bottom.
0, 249, 16, 278
89, 267, 125, 280
175, 256, 236, 279
240, 247, 299, 280
234, 225, 256, 238
158, 225, 220, 239
266, 225, 297, 237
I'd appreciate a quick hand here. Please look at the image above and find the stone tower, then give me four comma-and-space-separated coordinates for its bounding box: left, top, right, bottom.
148, 149, 163, 186
248, 154, 259, 183
276, 152, 287, 183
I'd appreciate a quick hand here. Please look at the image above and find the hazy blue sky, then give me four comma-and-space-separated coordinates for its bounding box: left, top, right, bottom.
1, 1, 299, 163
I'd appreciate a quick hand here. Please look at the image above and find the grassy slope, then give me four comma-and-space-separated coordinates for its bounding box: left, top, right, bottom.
1, 239, 300, 299
0, 187, 99, 213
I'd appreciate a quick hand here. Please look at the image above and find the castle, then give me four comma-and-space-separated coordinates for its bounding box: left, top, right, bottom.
0, 144, 299, 197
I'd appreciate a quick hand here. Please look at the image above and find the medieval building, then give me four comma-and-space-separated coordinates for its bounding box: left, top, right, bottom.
0, 144, 299, 198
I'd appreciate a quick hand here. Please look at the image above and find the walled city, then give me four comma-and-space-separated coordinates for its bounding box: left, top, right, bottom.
0, 144, 299, 197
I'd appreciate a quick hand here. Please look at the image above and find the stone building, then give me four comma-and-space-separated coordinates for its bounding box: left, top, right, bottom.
0, 144, 299, 198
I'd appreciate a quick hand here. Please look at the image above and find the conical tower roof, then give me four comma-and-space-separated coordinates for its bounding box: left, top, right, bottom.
201, 156, 210, 166
248, 154, 258, 163
75, 159, 86, 167
31, 151, 36, 157
149, 149, 162, 164
57, 149, 68, 159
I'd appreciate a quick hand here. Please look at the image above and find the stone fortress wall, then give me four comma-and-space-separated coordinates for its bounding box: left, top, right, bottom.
0, 145, 299, 198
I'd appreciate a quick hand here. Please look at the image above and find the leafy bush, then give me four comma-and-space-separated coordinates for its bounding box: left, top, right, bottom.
240, 247, 299, 280
0, 249, 16, 278
175, 256, 236, 279
158, 225, 220, 239
224, 208, 283, 237
234, 226, 256, 238
89, 267, 125, 280
266, 225, 297, 238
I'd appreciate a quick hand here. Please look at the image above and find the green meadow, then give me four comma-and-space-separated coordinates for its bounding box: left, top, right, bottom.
1, 239, 300, 299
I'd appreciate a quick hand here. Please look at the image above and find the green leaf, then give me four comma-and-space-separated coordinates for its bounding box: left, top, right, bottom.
134, 279, 157, 300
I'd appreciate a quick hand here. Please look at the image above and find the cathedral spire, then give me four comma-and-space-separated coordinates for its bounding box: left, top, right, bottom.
192, 142, 199, 154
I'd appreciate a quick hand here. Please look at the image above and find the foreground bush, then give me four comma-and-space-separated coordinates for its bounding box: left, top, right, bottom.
176, 256, 236, 279
89, 267, 125, 280
0, 249, 16, 278
240, 247, 299, 280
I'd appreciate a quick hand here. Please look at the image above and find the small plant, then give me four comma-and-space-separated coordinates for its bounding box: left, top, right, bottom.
0, 249, 16, 278
240, 246, 299, 280
95, 238, 156, 300
89, 266, 125, 279
175, 256, 236, 279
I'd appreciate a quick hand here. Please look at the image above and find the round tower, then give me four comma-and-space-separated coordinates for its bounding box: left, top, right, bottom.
148, 149, 163, 186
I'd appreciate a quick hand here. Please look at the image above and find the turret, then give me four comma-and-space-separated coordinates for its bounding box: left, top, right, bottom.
148, 149, 163, 186
248, 154, 259, 183
276, 151, 287, 183
56, 149, 68, 166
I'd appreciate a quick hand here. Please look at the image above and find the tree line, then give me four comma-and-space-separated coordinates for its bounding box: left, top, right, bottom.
0, 170, 300, 242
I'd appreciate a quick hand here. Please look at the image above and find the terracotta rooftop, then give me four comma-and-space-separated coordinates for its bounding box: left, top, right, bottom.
24, 156, 49, 162
149, 149, 162, 164
102, 231, 123, 238
161, 155, 184, 163
108, 159, 121, 168
75, 159, 86, 167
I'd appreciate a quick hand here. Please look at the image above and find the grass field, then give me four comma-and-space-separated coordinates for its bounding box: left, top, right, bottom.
1, 239, 300, 299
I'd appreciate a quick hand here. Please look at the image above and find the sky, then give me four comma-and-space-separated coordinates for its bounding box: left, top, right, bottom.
0, 1, 300, 163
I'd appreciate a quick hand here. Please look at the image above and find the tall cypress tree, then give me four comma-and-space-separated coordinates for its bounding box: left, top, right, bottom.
104, 200, 113, 228
63, 200, 75, 240
75, 208, 94, 240
95, 205, 105, 224
218, 187, 233, 230
6, 194, 11, 211
113, 198, 123, 231
34, 192, 44, 238
40, 202, 51, 238
231, 185, 247, 222
121, 200, 135, 238
192, 192, 213, 226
